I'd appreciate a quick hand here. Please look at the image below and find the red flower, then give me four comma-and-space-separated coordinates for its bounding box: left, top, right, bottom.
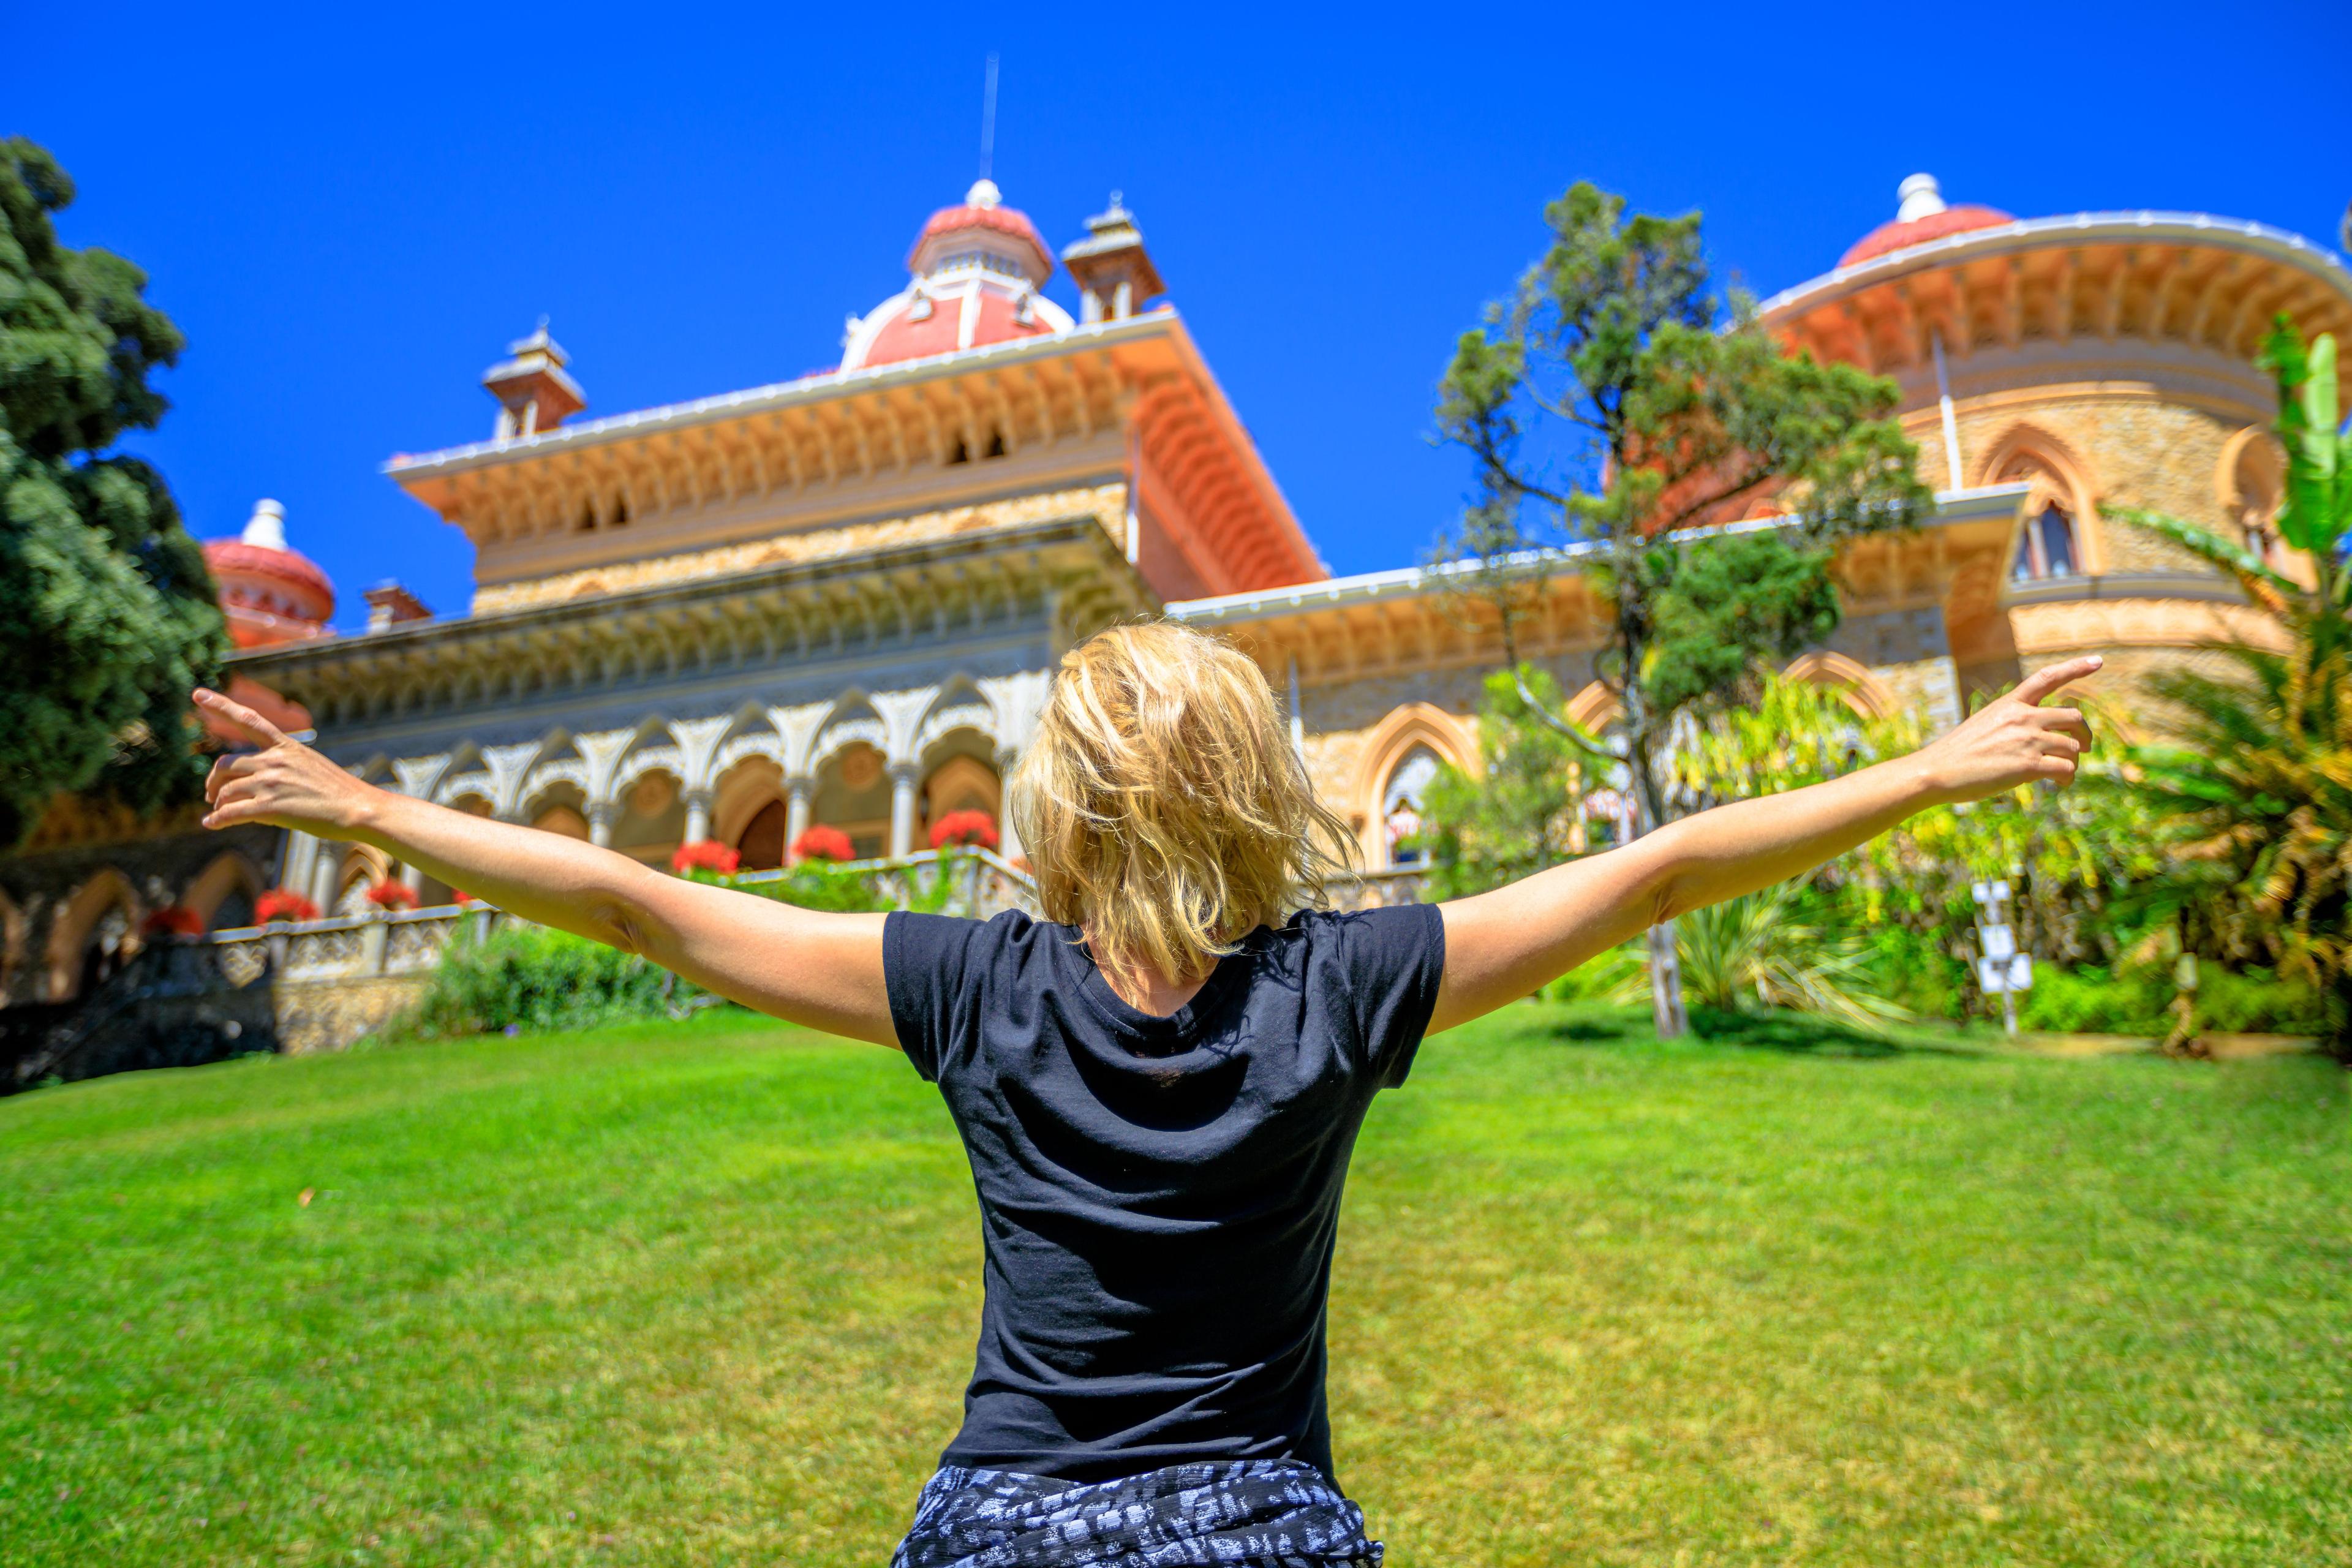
453, 889, 477, 905
790, 824, 855, 864
255, 888, 320, 925
670, 839, 742, 875
928, 810, 1000, 851
366, 878, 420, 910
141, 905, 205, 938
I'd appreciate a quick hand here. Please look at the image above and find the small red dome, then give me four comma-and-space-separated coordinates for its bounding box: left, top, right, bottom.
906, 180, 1054, 284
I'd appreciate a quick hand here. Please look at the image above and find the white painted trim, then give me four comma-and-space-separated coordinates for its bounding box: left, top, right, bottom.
1760, 210, 2352, 322
1167, 485, 2032, 625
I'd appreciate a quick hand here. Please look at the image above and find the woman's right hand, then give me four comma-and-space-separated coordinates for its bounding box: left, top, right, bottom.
197, 688, 382, 840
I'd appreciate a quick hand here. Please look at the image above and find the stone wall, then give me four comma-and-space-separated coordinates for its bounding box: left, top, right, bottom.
273, 973, 434, 1056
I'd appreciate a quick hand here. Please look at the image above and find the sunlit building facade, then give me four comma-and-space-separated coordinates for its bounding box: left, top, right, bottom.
4, 175, 2348, 1019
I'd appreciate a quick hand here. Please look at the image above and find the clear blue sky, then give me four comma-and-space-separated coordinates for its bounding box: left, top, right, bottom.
10, 1, 2349, 630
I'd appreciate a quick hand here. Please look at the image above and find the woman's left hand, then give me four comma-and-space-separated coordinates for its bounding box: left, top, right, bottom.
197, 688, 382, 839
1912, 655, 2100, 805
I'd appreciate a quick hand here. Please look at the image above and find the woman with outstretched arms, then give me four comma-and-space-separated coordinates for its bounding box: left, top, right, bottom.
198, 626, 2097, 1566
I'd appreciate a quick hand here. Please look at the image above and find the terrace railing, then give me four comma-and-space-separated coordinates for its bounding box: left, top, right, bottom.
185, 846, 1046, 984
179, 851, 1427, 987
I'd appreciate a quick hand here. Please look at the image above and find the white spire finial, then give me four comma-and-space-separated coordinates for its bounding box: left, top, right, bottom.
978, 52, 999, 181
1896, 173, 1947, 223
967, 177, 1001, 208
241, 499, 287, 551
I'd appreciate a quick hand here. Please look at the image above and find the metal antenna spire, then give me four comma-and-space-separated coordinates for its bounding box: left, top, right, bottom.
979, 53, 999, 180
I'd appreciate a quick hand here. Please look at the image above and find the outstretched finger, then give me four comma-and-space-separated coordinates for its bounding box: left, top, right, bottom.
2011, 655, 2103, 707
194, 687, 289, 751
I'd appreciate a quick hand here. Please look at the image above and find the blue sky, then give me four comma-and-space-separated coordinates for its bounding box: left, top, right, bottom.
10, 1, 2349, 630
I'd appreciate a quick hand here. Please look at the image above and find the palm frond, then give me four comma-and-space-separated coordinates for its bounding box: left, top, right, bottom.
2101, 505, 2299, 617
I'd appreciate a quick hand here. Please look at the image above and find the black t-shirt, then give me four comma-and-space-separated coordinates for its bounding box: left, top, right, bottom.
883, 902, 1447, 1483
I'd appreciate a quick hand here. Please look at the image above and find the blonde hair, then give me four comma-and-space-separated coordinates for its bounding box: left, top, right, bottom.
1010, 621, 1359, 982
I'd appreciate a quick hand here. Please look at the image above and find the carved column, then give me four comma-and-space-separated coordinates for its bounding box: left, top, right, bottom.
993, 745, 1025, 861
281, 829, 322, 902
683, 789, 713, 846
888, 763, 921, 859
785, 776, 813, 857
588, 803, 616, 848
308, 843, 342, 911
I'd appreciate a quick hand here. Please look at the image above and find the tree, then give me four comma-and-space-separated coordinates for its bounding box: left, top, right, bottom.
1434, 183, 1931, 1035
2104, 319, 2351, 1055
0, 138, 223, 848
1418, 667, 1581, 900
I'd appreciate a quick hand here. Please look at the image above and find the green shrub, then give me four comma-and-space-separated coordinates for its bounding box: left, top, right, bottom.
398, 923, 711, 1040
713, 855, 959, 914
2015, 963, 2328, 1038
726, 860, 893, 913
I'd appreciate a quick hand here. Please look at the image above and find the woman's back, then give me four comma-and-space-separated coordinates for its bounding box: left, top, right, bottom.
886, 903, 1445, 1482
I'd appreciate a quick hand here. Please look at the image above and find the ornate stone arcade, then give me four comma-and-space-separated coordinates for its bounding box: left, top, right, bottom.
235, 510, 1142, 910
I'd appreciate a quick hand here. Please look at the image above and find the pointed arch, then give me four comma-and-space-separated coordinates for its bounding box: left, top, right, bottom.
1565, 681, 1623, 731
43, 867, 143, 1000
809, 689, 889, 774
1782, 651, 1898, 720
1974, 421, 2103, 577
2215, 424, 2288, 562
332, 845, 394, 915
184, 851, 266, 930
1349, 703, 1479, 868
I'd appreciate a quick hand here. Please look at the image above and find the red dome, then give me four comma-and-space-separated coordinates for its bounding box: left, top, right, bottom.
203, 538, 334, 603
1841, 203, 2015, 268
203, 500, 335, 647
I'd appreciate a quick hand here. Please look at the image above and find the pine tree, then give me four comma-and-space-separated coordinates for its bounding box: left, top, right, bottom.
1434, 183, 1930, 1036
0, 138, 224, 848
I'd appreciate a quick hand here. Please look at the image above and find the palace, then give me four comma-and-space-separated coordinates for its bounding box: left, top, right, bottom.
4, 173, 2349, 1033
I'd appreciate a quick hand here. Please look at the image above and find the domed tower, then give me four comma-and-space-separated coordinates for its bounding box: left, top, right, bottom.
1761, 173, 2352, 698
840, 179, 1074, 372
203, 500, 335, 648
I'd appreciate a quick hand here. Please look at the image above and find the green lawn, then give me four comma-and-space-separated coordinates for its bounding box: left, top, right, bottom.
2, 1006, 2347, 1567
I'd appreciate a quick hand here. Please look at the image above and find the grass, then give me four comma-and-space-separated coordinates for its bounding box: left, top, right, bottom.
2, 1004, 2348, 1567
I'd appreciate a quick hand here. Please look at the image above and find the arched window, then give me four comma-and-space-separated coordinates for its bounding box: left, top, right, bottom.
2011, 502, 2080, 581
1381, 747, 1442, 867
2220, 428, 2284, 562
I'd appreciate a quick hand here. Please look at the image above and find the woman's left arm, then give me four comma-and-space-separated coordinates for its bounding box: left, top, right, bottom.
195, 688, 896, 1045
1427, 655, 2102, 1035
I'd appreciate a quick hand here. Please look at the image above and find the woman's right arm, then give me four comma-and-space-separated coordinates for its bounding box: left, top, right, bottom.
196, 688, 896, 1046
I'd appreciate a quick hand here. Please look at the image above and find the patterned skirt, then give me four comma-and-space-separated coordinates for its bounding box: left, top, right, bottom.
890, 1459, 1383, 1568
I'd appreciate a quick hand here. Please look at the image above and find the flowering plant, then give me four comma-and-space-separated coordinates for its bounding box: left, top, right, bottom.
671, 839, 741, 876
255, 888, 320, 925
790, 824, 855, 864
366, 878, 420, 911
453, 889, 477, 905
141, 906, 205, 938
928, 810, 999, 851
